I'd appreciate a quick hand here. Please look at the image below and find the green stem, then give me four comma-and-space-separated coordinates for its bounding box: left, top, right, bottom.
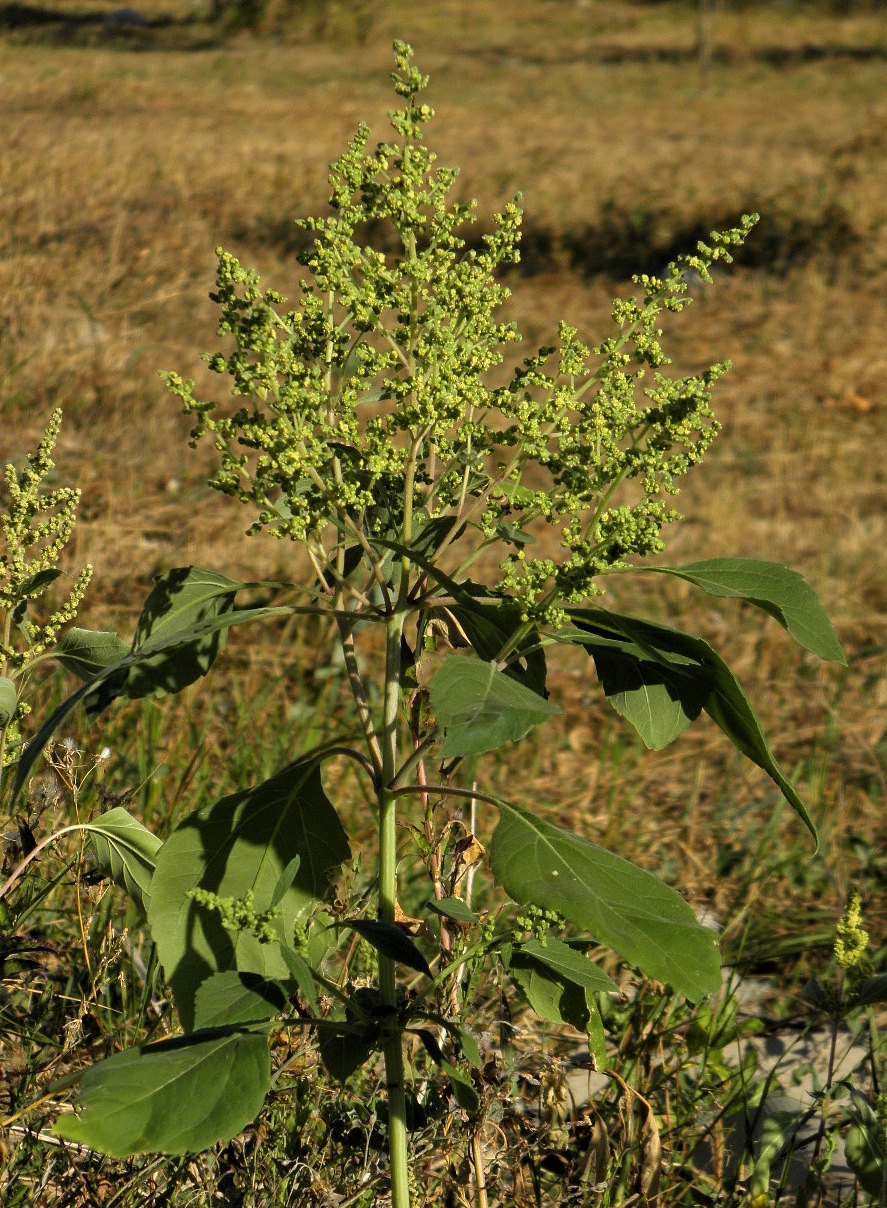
379, 609, 410, 1208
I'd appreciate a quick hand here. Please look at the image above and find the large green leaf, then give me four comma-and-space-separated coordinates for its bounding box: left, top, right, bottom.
430, 656, 561, 758
14, 600, 292, 803
54, 628, 130, 680
507, 953, 605, 1064
115, 566, 241, 703
148, 756, 351, 1031
489, 798, 721, 1001
645, 558, 845, 663
53, 1027, 270, 1156
567, 608, 818, 842
85, 807, 162, 916
343, 919, 432, 977
445, 599, 548, 697
193, 972, 287, 1029
585, 639, 708, 750
516, 937, 618, 993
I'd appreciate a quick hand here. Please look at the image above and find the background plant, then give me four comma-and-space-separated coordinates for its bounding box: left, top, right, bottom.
0, 38, 868, 1208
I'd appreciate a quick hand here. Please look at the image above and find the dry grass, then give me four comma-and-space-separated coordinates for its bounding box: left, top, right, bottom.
1, 0, 885, 956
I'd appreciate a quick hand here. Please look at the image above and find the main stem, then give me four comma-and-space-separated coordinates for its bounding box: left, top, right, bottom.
379, 609, 411, 1208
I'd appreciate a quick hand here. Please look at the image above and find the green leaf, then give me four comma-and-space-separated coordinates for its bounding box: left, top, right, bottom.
343, 919, 432, 977
446, 599, 548, 697
0, 676, 17, 727
426, 897, 479, 925
193, 972, 287, 1029
279, 947, 319, 1015
856, 974, 887, 1006
53, 1027, 270, 1156
316, 1004, 378, 1082
120, 566, 241, 702
457, 1028, 481, 1070
508, 953, 588, 1028
147, 755, 351, 1031
430, 656, 561, 758
440, 1060, 480, 1113
845, 1099, 887, 1196
21, 567, 62, 596
517, 937, 618, 993
567, 608, 818, 843
583, 640, 706, 750
490, 797, 721, 1001
54, 628, 130, 680
647, 558, 846, 663
84, 807, 162, 917
270, 856, 301, 909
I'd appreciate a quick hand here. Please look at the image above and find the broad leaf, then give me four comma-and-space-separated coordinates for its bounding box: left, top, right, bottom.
343, 919, 432, 977
567, 608, 818, 842
148, 756, 351, 1030
119, 566, 241, 702
646, 558, 845, 663
517, 937, 617, 993
53, 1027, 270, 1156
446, 599, 548, 697
316, 991, 380, 1082
490, 798, 721, 1001
426, 897, 479, 925
193, 972, 287, 1029
54, 628, 130, 680
856, 974, 887, 1006
507, 953, 606, 1064
843, 1085, 887, 1196
586, 640, 707, 749
14, 595, 287, 801
430, 656, 561, 758
85, 807, 162, 916
0, 676, 16, 727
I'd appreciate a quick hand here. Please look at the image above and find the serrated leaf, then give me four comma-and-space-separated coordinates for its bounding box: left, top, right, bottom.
648, 558, 845, 663
566, 608, 818, 843
193, 972, 287, 1029
430, 656, 561, 758
147, 756, 350, 1031
0, 676, 17, 727
53, 1027, 270, 1156
343, 919, 431, 977
84, 807, 162, 916
490, 797, 720, 1001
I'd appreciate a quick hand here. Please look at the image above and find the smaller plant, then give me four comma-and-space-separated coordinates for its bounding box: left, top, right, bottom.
3, 45, 848, 1208
712, 892, 887, 1205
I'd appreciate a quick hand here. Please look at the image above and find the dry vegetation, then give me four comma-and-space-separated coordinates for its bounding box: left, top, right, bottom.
1, 2, 886, 1202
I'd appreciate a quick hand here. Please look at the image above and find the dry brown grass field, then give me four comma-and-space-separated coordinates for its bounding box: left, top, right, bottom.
2, 0, 886, 937
1, 3, 886, 1201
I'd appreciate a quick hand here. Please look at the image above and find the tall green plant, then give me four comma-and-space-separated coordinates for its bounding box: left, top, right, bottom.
6, 44, 846, 1207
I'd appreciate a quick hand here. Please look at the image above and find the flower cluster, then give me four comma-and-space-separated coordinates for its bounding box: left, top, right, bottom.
167, 42, 755, 624
0, 412, 92, 767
